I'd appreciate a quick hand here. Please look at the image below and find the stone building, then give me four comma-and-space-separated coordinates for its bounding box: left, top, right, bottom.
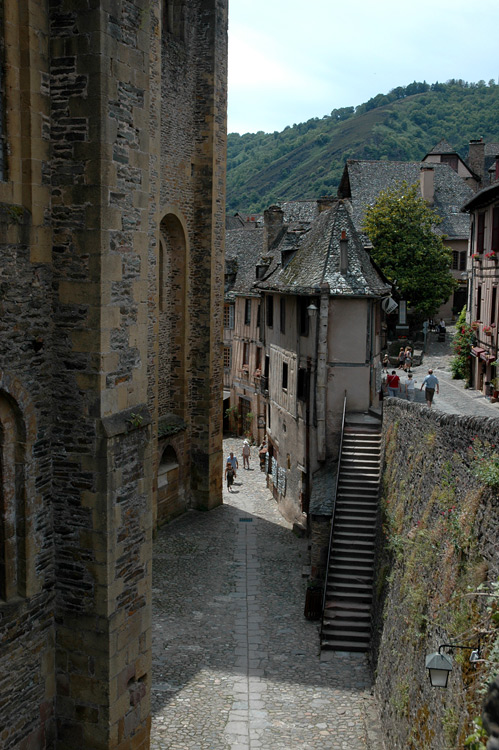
0, 2, 227, 749
462, 163, 499, 394
255, 199, 390, 523
223, 220, 266, 443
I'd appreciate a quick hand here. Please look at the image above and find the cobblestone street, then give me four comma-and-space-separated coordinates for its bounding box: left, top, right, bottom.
390, 327, 499, 417
151, 438, 384, 750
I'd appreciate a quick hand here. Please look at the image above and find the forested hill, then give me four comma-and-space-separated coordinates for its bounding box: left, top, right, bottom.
227, 80, 499, 213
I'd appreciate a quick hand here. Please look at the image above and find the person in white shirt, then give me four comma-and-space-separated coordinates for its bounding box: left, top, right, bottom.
405, 373, 416, 401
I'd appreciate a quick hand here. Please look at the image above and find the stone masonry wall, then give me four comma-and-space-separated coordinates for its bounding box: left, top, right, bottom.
0, 0, 55, 745
48, 2, 155, 748
373, 399, 499, 749
158, 0, 227, 513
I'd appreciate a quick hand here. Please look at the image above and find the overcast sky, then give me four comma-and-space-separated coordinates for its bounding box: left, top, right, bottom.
228, 0, 499, 135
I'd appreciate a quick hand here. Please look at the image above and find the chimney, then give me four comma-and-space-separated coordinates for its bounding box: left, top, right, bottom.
340, 229, 348, 273
317, 196, 336, 213
420, 165, 434, 205
468, 138, 485, 180
263, 205, 284, 252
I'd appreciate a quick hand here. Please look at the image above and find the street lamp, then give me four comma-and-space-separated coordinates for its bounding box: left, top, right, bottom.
425, 643, 481, 688
307, 302, 318, 319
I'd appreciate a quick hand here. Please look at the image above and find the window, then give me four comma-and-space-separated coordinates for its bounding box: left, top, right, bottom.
0, 393, 27, 601
158, 445, 179, 489
492, 207, 499, 253
280, 298, 286, 334
492, 287, 497, 325
223, 346, 231, 369
244, 299, 251, 326
266, 295, 273, 328
476, 285, 482, 321
282, 362, 288, 390
297, 368, 308, 401
242, 343, 249, 367
163, 1, 185, 39
256, 303, 261, 329
255, 347, 262, 372
477, 213, 485, 254
299, 297, 310, 337
441, 154, 458, 172
224, 303, 234, 329
452, 251, 466, 271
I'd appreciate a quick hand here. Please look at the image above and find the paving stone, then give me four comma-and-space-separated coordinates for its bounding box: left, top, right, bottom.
151, 438, 386, 749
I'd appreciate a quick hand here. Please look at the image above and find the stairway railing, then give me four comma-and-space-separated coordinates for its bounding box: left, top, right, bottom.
320, 390, 347, 631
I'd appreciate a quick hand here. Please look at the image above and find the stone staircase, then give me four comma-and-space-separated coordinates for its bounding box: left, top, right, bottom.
321, 416, 382, 652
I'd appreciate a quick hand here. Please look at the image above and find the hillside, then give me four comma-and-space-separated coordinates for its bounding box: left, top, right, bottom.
227, 80, 499, 213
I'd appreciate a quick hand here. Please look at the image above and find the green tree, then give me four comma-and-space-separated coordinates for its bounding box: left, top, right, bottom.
363, 181, 456, 318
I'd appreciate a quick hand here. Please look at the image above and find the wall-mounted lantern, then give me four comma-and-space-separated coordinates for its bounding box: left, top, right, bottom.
425, 643, 481, 688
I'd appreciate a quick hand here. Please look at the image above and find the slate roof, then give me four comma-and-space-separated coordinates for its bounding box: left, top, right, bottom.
279, 200, 319, 224
484, 144, 499, 179
338, 159, 474, 240
255, 199, 390, 298
461, 180, 499, 212
225, 227, 264, 296
426, 139, 456, 155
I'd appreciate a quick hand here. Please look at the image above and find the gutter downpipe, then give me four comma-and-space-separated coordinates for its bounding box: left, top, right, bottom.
320, 390, 347, 626
317, 282, 329, 462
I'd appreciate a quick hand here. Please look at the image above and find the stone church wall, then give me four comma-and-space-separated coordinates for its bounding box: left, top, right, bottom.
373, 399, 499, 749
0, 1, 227, 748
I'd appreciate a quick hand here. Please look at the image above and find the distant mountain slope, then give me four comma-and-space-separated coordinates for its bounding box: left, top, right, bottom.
227, 80, 499, 213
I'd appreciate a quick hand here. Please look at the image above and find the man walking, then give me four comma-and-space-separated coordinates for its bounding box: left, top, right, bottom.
226, 451, 239, 478
420, 369, 439, 407
386, 370, 400, 397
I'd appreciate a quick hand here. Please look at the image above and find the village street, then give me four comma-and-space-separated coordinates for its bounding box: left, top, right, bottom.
392, 327, 499, 418
150, 439, 385, 750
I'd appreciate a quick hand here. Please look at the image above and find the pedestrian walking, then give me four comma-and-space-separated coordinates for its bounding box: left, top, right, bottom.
420, 369, 439, 407
404, 347, 412, 372
386, 371, 400, 397
382, 353, 389, 373
397, 348, 405, 369
405, 373, 416, 401
226, 451, 238, 478
224, 460, 235, 492
242, 439, 251, 469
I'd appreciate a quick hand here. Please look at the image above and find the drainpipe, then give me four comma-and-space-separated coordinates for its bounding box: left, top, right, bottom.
316, 282, 329, 462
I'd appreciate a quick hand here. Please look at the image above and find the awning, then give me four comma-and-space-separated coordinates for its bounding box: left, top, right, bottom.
471, 347, 486, 358
223, 390, 231, 400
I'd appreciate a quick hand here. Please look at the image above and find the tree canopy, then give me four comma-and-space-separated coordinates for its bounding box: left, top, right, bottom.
362, 182, 456, 318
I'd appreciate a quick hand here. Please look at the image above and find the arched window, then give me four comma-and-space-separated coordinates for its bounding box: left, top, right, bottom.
0, 392, 26, 601
163, 1, 185, 40
159, 213, 188, 418
158, 445, 179, 489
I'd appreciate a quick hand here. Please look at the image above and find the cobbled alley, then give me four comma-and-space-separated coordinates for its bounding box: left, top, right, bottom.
150, 438, 384, 750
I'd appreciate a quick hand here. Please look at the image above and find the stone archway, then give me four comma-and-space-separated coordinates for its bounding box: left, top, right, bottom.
0, 391, 26, 601
159, 212, 188, 420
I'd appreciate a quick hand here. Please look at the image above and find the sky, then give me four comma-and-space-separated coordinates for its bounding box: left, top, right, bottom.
228, 0, 499, 135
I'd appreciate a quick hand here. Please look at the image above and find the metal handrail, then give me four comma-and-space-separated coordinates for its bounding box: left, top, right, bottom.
320, 390, 347, 628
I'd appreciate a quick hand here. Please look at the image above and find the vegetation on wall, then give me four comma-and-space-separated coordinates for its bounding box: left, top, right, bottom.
363, 182, 455, 318
451, 306, 476, 384
227, 79, 499, 213
376, 417, 499, 749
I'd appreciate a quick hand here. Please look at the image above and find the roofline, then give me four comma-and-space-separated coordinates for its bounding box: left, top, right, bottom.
461, 181, 499, 212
